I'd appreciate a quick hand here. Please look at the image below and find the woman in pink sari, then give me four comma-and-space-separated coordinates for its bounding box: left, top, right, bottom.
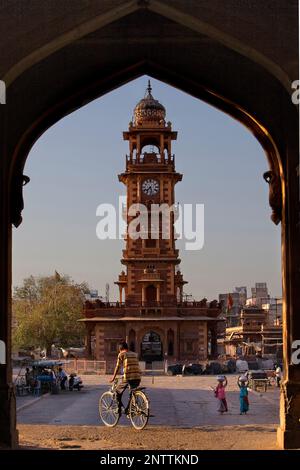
214, 376, 228, 413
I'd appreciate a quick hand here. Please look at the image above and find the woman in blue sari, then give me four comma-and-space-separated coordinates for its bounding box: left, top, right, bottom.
238, 376, 249, 414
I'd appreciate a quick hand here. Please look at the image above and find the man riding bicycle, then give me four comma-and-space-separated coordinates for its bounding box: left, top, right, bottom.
110, 341, 142, 415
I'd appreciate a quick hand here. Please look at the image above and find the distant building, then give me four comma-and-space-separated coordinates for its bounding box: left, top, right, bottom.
247, 282, 269, 307
262, 298, 282, 326
224, 306, 282, 358
235, 286, 247, 305
84, 289, 103, 301
219, 287, 247, 327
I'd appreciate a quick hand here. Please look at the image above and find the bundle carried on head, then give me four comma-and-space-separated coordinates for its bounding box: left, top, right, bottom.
217, 375, 225, 382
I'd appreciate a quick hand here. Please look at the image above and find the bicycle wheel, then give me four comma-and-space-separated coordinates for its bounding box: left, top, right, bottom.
99, 391, 120, 427
129, 390, 149, 430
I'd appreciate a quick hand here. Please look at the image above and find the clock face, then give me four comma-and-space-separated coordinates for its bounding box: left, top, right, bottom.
142, 179, 159, 196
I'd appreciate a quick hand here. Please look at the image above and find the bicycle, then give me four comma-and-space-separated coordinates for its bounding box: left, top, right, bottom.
99, 378, 150, 430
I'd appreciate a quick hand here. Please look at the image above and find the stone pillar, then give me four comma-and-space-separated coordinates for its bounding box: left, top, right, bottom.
0, 138, 18, 447
156, 284, 160, 303
136, 134, 141, 161
276, 115, 300, 449
211, 326, 218, 358
119, 286, 122, 304
162, 331, 168, 358
177, 324, 181, 360
173, 325, 178, 360
167, 136, 171, 162
85, 326, 92, 357
160, 134, 164, 162
141, 285, 145, 305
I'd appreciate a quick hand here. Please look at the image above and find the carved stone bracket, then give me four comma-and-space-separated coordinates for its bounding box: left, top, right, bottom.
10, 173, 30, 227
263, 170, 282, 225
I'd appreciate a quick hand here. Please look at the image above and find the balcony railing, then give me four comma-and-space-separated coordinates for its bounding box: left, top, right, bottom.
141, 301, 162, 307
126, 153, 175, 165
85, 301, 126, 309
85, 299, 221, 310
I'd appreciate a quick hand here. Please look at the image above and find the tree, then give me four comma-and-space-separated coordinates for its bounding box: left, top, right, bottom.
13, 274, 88, 356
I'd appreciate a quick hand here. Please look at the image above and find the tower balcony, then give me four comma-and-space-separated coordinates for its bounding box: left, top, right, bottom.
121, 249, 179, 259
83, 299, 222, 320
126, 153, 175, 170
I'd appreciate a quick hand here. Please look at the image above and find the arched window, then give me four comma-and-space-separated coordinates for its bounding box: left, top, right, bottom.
141, 331, 162, 361
146, 284, 157, 303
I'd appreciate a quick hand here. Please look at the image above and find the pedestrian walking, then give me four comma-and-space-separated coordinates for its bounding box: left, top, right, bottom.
275, 365, 282, 388
58, 367, 68, 390
214, 375, 228, 413
237, 376, 249, 415
25, 367, 33, 387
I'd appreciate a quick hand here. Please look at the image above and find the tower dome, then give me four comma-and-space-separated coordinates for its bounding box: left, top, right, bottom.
133, 80, 166, 126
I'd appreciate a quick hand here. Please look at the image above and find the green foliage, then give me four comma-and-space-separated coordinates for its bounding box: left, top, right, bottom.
12, 274, 88, 352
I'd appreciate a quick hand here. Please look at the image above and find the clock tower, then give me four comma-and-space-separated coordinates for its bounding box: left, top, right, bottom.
116, 80, 186, 308
82, 81, 222, 366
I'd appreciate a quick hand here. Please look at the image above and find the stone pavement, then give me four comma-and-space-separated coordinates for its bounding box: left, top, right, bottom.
17, 374, 279, 428
16, 392, 48, 412
18, 423, 279, 450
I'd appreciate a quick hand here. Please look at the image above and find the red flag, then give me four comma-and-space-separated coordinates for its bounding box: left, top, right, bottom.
227, 293, 234, 311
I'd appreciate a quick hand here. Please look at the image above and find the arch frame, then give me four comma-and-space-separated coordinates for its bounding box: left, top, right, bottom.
0, 3, 299, 449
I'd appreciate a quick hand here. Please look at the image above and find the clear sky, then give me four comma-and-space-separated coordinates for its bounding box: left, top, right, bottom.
12, 76, 282, 301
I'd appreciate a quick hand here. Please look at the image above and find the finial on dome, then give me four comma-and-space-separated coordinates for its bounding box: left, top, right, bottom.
134, 80, 166, 126
146, 79, 153, 98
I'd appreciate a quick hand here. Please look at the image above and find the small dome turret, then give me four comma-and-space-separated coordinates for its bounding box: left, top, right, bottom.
133, 80, 166, 127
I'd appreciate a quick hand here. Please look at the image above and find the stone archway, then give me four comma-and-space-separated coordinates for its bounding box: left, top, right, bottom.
137, 325, 166, 362
0, 1, 298, 449
141, 331, 163, 362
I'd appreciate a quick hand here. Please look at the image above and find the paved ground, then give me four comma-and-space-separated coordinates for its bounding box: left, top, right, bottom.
17, 374, 279, 427
17, 424, 278, 450
17, 374, 280, 449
